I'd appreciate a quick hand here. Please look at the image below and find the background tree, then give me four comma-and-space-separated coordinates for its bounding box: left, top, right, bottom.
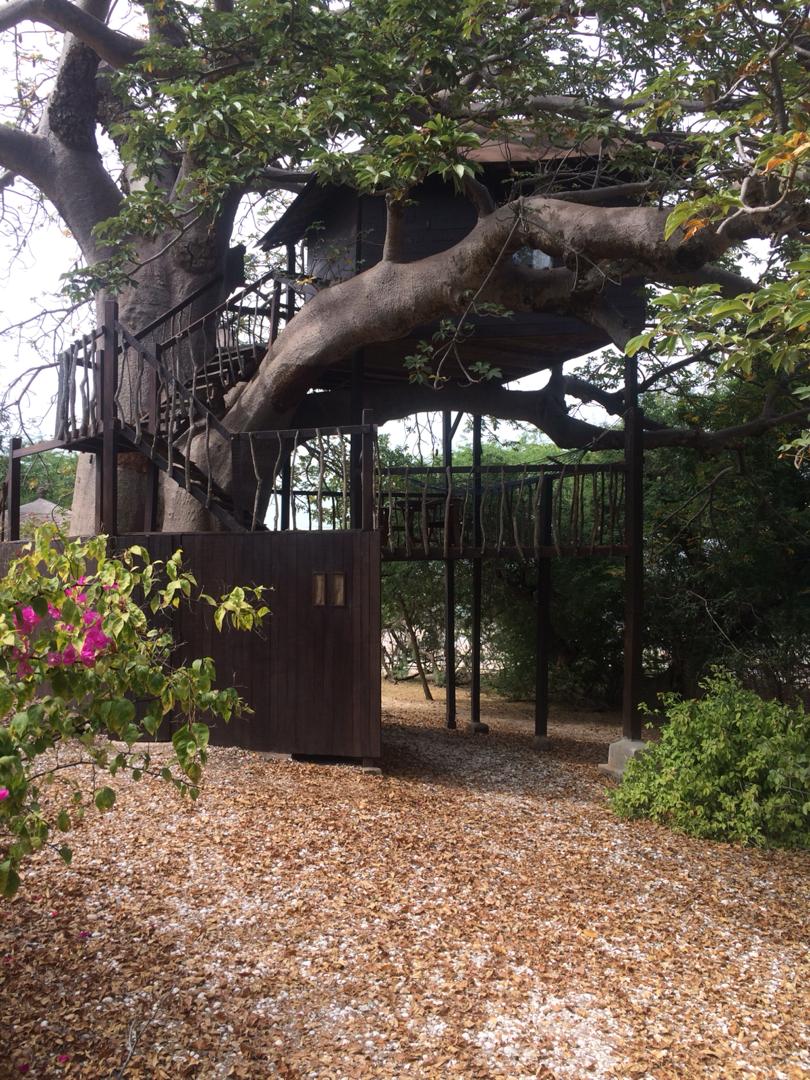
381, 389, 810, 707
0, 0, 808, 532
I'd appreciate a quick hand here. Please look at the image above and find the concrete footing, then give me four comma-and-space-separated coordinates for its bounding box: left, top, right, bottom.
598, 737, 646, 780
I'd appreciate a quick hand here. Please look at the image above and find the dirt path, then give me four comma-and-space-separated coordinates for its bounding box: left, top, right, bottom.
1, 685, 808, 1078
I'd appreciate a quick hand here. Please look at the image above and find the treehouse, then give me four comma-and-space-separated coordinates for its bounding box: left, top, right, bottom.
258, 134, 647, 391
0, 135, 649, 774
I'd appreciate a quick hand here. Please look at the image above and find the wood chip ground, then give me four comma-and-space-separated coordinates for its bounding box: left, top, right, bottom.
1, 684, 808, 1079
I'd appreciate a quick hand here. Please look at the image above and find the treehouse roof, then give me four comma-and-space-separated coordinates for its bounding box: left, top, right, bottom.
258, 135, 646, 388
259, 135, 609, 251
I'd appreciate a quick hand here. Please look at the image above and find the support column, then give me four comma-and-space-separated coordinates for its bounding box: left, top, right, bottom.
280, 450, 292, 531
349, 352, 364, 528
600, 355, 645, 778
443, 411, 457, 730
534, 474, 553, 749
143, 343, 160, 531
286, 242, 296, 321
6, 436, 21, 542
469, 414, 488, 734
99, 299, 119, 537
361, 408, 374, 531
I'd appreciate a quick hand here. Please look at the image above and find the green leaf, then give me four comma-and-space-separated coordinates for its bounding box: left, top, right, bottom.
0, 861, 20, 898
94, 786, 116, 811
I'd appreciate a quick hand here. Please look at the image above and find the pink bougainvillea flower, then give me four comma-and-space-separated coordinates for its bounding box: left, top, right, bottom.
102, 582, 118, 591
57, 1053, 71, 1064
75, 593, 87, 605
75, 576, 87, 586
78, 931, 90, 940
47, 651, 62, 666
0, 789, 9, 801
20, 606, 40, 629
18, 1064, 29, 1074
64, 585, 72, 597
61, 644, 78, 666
85, 627, 110, 651
16, 660, 33, 678
83, 609, 102, 628
47, 602, 61, 618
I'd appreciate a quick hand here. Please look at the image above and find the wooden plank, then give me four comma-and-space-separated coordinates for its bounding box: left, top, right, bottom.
7, 437, 21, 542
381, 544, 628, 561
350, 353, 364, 529
12, 438, 72, 458
443, 410, 457, 730
100, 300, 118, 536
470, 415, 483, 729
622, 357, 644, 741
534, 475, 553, 739
361, 408, 374, 531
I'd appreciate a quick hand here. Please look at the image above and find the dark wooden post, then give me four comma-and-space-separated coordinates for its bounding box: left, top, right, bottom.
7, 436, 21, 541
622, 355, 644, 741
143, 341, 160, 531
469, 414, 488, 733
361, 408, 374, 531
280, 447, 292, 531
100, 299, 119, 536
534, 474, 554, 746
286, 242, 296, 321
443, 410, 457, 729
349, 352, 364, 528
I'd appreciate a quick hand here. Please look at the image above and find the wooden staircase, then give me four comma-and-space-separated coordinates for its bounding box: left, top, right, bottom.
52, 270, 312, 534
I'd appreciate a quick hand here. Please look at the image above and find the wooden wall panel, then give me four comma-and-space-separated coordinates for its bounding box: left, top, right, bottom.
0, 532, 382, 760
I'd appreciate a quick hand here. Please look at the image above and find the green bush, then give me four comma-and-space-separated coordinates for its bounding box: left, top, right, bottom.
611, 671, 810, 848
0, 526, 269, 896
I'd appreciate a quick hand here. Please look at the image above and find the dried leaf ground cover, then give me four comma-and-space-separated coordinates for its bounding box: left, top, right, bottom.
1, 683, 808, 1079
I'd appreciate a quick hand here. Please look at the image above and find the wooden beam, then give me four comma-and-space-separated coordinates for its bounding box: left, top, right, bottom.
361, 408, 374, 531
280, 456, 291, 530
469, 415, 487, 732
12, 438, 71, 458
6, 436, 21, 541
350, 352, 364, 528
143, 348, 160, 531
622, 355, 644, 741
443, 410, 457, 730
100, 299, 119, 536
534, 474, 553, 741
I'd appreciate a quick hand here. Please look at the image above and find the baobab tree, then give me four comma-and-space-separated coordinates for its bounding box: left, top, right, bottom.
0, 0, 808, 532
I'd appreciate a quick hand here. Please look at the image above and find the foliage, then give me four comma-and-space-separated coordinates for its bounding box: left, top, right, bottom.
0, 447, 78, 525
381, 391, 810, 708
0, 525, 269, 897
611, 671, 810, 849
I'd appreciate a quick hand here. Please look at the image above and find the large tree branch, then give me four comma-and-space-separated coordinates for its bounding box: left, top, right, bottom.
0, 124, 51, 188
293, 383, 810, 454
216, 190, 803, 442
0, 0, 144, 67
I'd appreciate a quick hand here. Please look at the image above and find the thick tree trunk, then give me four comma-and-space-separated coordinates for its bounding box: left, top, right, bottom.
397, 593, 434, 702
68, 227, 235, 535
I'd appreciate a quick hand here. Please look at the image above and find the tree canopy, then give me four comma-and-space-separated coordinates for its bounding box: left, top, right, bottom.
0, 0, 808, 529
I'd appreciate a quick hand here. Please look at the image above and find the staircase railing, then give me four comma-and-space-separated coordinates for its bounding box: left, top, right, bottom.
53, 268, 315, 449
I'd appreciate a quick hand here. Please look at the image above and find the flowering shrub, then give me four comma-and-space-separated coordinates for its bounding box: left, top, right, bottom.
0, 525, 269, 896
